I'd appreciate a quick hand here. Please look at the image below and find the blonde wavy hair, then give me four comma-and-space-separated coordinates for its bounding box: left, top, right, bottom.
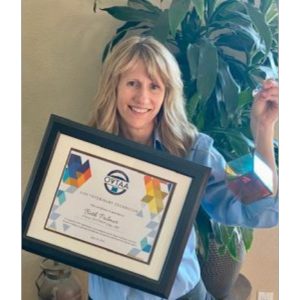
88, 36, 198, 157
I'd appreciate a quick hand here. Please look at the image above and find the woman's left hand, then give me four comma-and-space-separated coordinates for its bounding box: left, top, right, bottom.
251, 79, 279, 132
250, 79, 279, 195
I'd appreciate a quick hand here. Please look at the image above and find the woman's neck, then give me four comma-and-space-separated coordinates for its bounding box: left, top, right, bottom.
119, 126, 154, 146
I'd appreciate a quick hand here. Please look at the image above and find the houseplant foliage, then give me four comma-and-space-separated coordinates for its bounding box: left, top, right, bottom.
93, 0, 278, 261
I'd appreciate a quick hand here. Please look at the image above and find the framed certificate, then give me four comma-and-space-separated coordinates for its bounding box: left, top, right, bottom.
22, 115, 211, 298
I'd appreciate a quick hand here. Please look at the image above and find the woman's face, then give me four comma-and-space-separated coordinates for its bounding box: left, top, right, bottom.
116, 59, 166, 141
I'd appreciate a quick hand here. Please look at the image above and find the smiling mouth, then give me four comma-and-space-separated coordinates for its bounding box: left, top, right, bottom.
129, 106, 151, 113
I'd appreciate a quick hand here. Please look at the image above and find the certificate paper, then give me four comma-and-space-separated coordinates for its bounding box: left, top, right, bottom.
45, 149, 176, 264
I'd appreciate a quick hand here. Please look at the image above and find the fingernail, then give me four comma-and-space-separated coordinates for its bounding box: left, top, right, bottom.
252, 83, 262, 97
252, 89, 259, 97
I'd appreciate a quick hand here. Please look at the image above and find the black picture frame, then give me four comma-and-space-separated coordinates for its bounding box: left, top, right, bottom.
22, 114, 211, 298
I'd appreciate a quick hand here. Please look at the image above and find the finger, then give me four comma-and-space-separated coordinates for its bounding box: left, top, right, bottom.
261, 87, 279, 98
262, 79, 278, 89
254, 89, 278, 101
253, 80, 278, 97
255, 85, 278, 99
255, 94, 279, 105
252, 88, 260, 97
256, 92, 278, 101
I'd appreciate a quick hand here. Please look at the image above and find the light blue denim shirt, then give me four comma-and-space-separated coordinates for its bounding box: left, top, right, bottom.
89, 132, 278, 300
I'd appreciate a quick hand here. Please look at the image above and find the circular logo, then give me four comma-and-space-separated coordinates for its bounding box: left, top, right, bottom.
104, 170, 129, 195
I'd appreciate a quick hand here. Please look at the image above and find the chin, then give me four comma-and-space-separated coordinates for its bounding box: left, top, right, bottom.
128, 123, 148, 130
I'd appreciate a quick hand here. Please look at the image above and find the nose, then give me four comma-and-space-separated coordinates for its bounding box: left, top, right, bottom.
135, 86, 150, 104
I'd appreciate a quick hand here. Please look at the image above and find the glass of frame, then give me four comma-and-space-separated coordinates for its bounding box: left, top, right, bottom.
22, 115, 211, 298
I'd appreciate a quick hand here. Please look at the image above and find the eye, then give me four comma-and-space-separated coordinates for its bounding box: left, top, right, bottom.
127, 80, 138, 87
150, 83, 160, 90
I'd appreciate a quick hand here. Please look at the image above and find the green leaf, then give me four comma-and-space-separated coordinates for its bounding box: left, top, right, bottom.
215, 32, 253, 52
206, 0, 217, 20
229, 132, 255, 153
187, 43, 199, 80
214, 86, 229, 127
116, 21, 140, 34
196, 40, 218, 105
218, 225, 235, 247
238, 25, 264, 52
211, 224, 246, 261
259, 0, 272, 14
187, 91, 201, 119
266, 5, 278, 24
250, 65, 277, 81
102, 41, 111, 62
93, 0, 97, 13
267, 51, 278, 79
210, 0, 245, 23
227, 233, 239, 260
169, 0, 191, 36
180, 8, 201, 44
224, 56, 251, 87
209, 14, 251, 30
101, 30, 127, 62
194, 223, 206, 258
194, 105, 206, 131
191, 0, 204, 21
151, 10, 170, 43
211, 11, 251, 28
111, 30, 127, 48
218, 57, 240, 115
219, 25, 264, 65
244, 3, 272, 55
128, 0, 161, 14
195, 207, 212, 260
207, 128, 255, 149
101, 6, 158, 22
238, 227, 253, 252
211, 223, 242, 260
238, 89, 253, 108
251, 51, 265, 65
210, 221, 223, 245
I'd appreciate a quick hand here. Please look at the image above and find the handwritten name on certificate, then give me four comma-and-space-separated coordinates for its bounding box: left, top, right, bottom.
45, 149, 176, 264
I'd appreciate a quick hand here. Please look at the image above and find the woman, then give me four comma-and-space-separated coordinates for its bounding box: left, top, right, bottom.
88, 36, 278, 300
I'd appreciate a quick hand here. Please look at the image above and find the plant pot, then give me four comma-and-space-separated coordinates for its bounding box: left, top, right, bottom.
198, 238, 246, 300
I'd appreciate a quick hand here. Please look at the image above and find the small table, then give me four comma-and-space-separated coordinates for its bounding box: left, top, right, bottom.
223, 274, 252, 300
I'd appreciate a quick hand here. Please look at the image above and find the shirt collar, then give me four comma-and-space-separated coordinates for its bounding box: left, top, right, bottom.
153, 127, 164, 151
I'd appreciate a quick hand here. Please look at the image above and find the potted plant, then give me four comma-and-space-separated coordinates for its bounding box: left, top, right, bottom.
93, 0, 278, 297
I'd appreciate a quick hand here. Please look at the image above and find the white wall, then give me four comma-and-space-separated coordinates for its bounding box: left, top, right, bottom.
241, 227, 279, 299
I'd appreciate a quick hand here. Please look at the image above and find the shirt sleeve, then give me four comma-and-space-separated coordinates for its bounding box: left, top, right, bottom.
188, 133, 278, 228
